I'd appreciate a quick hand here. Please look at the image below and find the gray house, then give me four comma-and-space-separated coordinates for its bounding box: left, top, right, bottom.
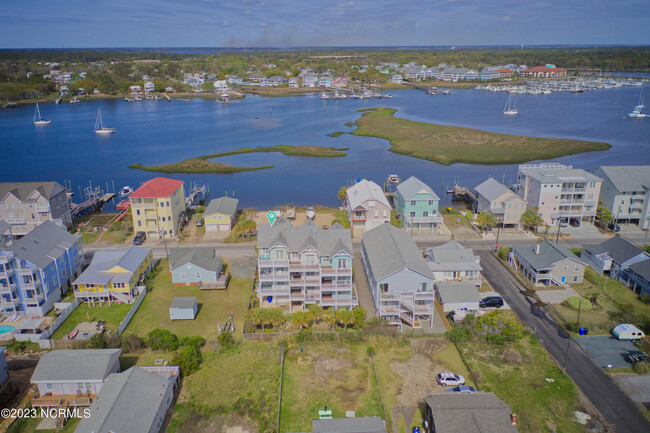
31, 349, 121, 408
75, 366, 178, 433
361, 224, 435, 328
425, 241, 482, 286
510, 240, 586, 287
169, 297, 198, 320
581, 236, 650, 296
424, 393, 518, 432
474, 178, 527, 228
435, 281, 482, 313
169, 247, 228, 288
312, 416, 387, 433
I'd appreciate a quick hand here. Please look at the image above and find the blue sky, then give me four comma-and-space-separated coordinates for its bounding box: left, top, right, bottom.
2, 0, 649, 48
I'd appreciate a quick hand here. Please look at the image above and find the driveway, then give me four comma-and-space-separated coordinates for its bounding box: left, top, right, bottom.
575, 335, 637, 369
535, 286, 579, 304
353, 252, 376, 319
612, 374, 650, 412
478, 251, 650, 433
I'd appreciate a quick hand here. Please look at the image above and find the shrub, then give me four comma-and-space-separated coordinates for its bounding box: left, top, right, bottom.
172, 345, 203, 376
147, 328, 179, 351
217, 331, 236, 350
500, 347, 522, 364
565, 296, 592, 311
462, 313, 476, 326
179, 336, 206, 349
632, 361, 648, 375
85, 332, 121, 349
446, 325, 471, 342
121, 334, 145, 352
497, 247, 511, 261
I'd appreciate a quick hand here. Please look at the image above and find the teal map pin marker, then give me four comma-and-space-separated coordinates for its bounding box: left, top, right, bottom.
266, 211, 277, 226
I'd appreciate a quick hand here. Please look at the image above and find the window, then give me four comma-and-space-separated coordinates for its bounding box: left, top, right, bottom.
167, 201, 170, 206
136, 209, 140, 216
574, 265, 580, 272
374, 210, 378, 217
195, 272, 201, 279
421, 282, 427, 291
337, 258, 346, 269
46, 383, 53, 390
137, 221, 142, 227
411, 200, 416, 206
573, 276, 578, 282
423, 211, 429, 217
410, 211, 416, 217
368, 200, 375, 207
383, 210, 387, 217
380, 283, 389, 293
563, 265, 568, 271
428, 200, 434, 205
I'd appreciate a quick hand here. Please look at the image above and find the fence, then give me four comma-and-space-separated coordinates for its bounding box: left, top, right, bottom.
116, 286, 147, 335
40, 298, 81, 340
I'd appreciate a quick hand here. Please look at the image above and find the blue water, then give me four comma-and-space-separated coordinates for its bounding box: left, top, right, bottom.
0, 325, 15, 333
1, 86, 649, 209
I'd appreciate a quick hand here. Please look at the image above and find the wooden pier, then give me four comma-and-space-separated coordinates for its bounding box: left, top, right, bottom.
70, 191, 115, 218
447, 185, 478, 204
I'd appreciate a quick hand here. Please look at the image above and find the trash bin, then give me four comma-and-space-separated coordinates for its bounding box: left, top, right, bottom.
579, 327, 587, 335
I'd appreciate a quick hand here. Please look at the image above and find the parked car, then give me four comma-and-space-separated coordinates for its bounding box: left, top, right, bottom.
558, 218, 568, 227
133, 231, 146, 245
608, 223, 621, 232
445, 385, 478, 393
569, 219, 581, 227
437, 372, 466, 387
624, 350, 650, 364
479, 296, 504, 308
196, 218, 205, 227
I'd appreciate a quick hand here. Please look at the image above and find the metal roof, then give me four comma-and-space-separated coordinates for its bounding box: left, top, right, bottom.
512, 240, 585, 270
0, 181, 66, 201
396, 176, 439, 201
73, 246, 151, 285
169, 247, 222, 272
346, 179, 390, 211
436, 281, 482, 304
31, 349, 121, 383
424, 393, 518, 433
75, 366, 173, 433
582, 236, 647, 266
170, 297, 197, 309
204, 196, 239, 217
312, 417, 387, 433
257, 219, 352, 257
361, 223, 433, 281
589, 166, 650, 193
8, 220, 79, 269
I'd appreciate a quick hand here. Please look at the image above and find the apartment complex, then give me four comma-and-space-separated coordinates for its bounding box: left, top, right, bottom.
516, 164, 602, 225
257, 219, 357, 311
0, 182, 71, 236
130, 177, 186, 239
0, 221, 83, 316
589, 165, 650, 229
474, 178, 527, 228
361, 224, 435, 329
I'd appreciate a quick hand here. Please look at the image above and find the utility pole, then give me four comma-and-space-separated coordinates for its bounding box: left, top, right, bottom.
556, 218, 562, 243
562, 337, 571, 375
494, 216, 502, 252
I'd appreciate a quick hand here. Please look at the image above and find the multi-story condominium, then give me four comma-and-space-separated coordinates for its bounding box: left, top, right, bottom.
0, 182, 71, 237
395, 176, 443, 232
391, 74, 403, 84
257, 219, 356, 311
0, 221, 83, 316
516, 164, 602, 226
509, 240, 586, 287
589, 166, 650, 229
474, 178, 527, 228
73, 246, 153, 304
425, 241, 483, 287
345, 179, 392, 232
361, 224, 435, 329
130, 177, 186, 239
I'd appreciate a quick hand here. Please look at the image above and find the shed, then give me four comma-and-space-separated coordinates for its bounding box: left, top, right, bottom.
169, 297, 198, 321
435, 281, 482, 313
612, 323, 645, 340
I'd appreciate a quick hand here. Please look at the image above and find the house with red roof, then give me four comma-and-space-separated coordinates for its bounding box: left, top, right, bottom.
520, 66, 567, 78
129, 177, 186, 240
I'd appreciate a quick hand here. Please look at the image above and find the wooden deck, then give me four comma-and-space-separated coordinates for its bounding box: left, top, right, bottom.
199, 273, 231, 290
31, 393, 96, 408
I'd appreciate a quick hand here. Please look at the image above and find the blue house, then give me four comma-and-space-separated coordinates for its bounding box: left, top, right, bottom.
0, 221, 83, 316
395, 177, 443, 232
169, 247, 229, 289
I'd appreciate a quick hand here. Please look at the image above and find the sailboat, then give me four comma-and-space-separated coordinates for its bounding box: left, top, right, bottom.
33, 103, 51, 125
635, 89, 645, 110
94, 108, 116, 134
503, 94, 518, 115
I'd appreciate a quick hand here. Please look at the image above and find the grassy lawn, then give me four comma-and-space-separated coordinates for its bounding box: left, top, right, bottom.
280, 342, 382, 433
555, 268, 650, 335
458, 334, 583, 433
330, 209, 350, 228
125, 259, 253, 339
442, 213, 472, 229
7, 415, 80, 433
168, 342, 282, 433
348, 107, 610, 166
49, 302, 132, 339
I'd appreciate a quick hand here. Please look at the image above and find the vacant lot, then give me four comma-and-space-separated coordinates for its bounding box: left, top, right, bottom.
349, 107, 610, 165
50, 302, 132, 339
125, 259, 253, 339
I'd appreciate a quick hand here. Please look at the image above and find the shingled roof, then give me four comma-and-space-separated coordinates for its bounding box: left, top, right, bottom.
257, 219, 352, 257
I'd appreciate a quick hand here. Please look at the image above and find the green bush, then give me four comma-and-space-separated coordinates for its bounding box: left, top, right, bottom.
497, 247, 511, 261
179, 335, 206, 349
147, 328, 179, 351
85, 332, 121, 349
172, 345, 203, 376
632, 361, 648, 375
446, 325, 471, 342
565, 296, 592, 311
121, 334, 145, 352
217, 331, 236, 350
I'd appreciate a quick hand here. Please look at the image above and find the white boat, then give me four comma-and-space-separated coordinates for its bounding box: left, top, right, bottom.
94, 108, 116, 134
441, 90, 451, 95
119, 186, 134, 197
635, 89, 645, 110
503, 94, 519, 115
33, 103, 51, 125
306, 206, 315, 220
628, 109, 647, 118
387, 174, 399, 184
320, 92, 330, 100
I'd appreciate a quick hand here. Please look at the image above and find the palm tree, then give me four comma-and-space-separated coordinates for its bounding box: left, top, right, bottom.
476, 212, 498, 233
522, 207, 544, 232
337, 186, 347, 204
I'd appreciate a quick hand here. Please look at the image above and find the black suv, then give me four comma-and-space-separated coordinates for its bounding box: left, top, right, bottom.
607, 223, 621, 232
133, 231, 147, 245
479, 296, 504, 308
624, 350, 649, 364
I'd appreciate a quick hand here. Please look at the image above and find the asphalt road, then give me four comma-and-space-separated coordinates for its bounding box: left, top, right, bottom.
479, 251, 650, 433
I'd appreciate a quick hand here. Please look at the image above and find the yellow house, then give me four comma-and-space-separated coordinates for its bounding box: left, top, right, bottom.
204, 196, 239, 231
130, 177, 186, 239
73, 246, 153, 304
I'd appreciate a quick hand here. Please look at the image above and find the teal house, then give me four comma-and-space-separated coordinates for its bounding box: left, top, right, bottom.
395, 177, 443, 232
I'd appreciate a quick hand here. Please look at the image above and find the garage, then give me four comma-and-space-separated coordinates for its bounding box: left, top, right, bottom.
435, 281, 482, 313
169, 297, 198, 321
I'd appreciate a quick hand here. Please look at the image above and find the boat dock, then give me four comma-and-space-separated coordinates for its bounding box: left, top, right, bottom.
70, 189, 115, 218
447, 185, 478, 204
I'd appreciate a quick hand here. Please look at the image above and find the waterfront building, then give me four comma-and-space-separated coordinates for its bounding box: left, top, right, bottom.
73, 246, 153, 304
509, 240, 586, 286
520, 66, 567, 78
203, 196, 238, 232
361, 224, 435, 328
479, 68, 501, 80
144, 81, 155, 93
394, 176, 442, 232
345, 179, 392, 232
391, 74, 403, 84
288, 77, 299, 88
256, 219, 356, 311
588, 166, 650, 229
516, 164, 602, 226
129, 177, 186, 239
0, 221, 83, 316
474, 178, 527, 228
0, 181, 71, 236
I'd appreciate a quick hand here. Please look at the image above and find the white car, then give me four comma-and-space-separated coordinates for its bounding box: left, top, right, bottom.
437, 372, 466, 387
